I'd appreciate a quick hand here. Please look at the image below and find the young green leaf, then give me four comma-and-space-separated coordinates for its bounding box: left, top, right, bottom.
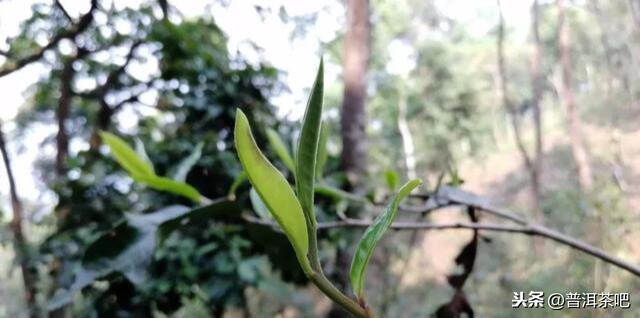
234, 109, 311, 274
315, 122, 328, 179
265, 128, 295, 172
100, 131, 202, 202
99, 131, 155, 178
384, 169, 399, 191
315, 184, 369, 204
295, 58, 324, 226
227, 171, 247, 200
349, 178, 422, 300
134, 174, 202, 202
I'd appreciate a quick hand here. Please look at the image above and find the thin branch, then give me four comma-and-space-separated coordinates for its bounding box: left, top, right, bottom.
327, 219, 640, 277
406, 186, 527, 224
97, 40, 144, 99
496, 0, 534, 171
56, 47, 90, 175
0, 0, 97, 78
0, 123, 37, 317
55, 0, 74, 23
243, 185, 640, 277
74, 39, 145, 149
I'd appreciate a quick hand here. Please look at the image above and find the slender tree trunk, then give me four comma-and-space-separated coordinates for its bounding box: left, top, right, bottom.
557, 0, 593, 191
529, 0, 544, 225
591, 0, 616, 94
340, 0, 370, 186
496, 0, 544, 226
52, 48, 90, 318
397, 87, 417, 180
0, 123, 37, 318
557, 0, 602, 290
331, 1, 370, 317
55, 59, 73, 175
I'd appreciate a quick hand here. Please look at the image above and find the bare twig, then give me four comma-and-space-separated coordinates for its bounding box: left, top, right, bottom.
0, 0, 98, 78
406, 186, 527, 224
243, 185, 640, 277
54, 0, 74, 23
331, 221, 640, 276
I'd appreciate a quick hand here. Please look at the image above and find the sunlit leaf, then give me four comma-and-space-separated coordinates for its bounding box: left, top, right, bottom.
234, 109, 311, 273
295, 58, 323, 227
171, 141, 204, 182
315, 122, 328, 179
134, 174, 202, 202
100, 131, 202, 202
266, 128, 295, 172
158, 199, 239, 243
349, 178, 422, 300
99, 131, 155, 178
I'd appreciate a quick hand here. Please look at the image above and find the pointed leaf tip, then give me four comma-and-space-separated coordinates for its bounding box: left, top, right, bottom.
100, 131, 202, 202
99, 131, 155, 178
265, 128, 295, 173
349, 178, 422, 299
234, 108, 311, 273
295, 59, 324, 227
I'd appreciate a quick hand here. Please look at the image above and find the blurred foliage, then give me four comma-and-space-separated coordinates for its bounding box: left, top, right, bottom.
2, 0, 640, 317
8, 1, 307, 316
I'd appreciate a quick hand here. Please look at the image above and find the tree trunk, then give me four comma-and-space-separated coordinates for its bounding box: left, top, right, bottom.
340, 0, 370, 186
557, 0, 593, 191
0, 123, 38, 318
529, 0, 544, 225
55, 59, 74, 175
397, 87, 417, 180
496, 0, 544, 225
331, 1, 370, 317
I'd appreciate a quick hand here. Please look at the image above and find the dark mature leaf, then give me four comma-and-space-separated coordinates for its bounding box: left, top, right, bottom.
50, 205, 189, 310
295, 58, 323, 227
49, 200, 239, 310
266, 128, 295, 173
349, 178, 422, 300
234, 109, 311, 274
